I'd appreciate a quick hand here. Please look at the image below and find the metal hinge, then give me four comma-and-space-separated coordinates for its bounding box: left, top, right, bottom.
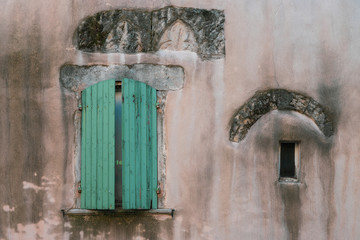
78, 184, 82, 193
156, 185, 161, 194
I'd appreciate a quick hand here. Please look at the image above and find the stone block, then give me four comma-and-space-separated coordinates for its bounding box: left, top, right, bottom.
75, 7, 225, 59
60, 64, 184, 92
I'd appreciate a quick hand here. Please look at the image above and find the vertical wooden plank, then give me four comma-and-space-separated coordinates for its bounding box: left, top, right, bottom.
129, 79, 136, 209
122, 78, 130, 209
122, 78, 134, 209
135, 82, 140, 208
150, 86, 158, 209
102, 80, 109, 209
108, 80, 115, 209
90, 85, 97, 209
140, 83, 148, 209
147, 85, 152, 209
97, 82, 103, 209
85, 87, 92, 208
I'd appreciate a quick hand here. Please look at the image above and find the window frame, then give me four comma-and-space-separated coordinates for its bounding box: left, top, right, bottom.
278, 141, 301, 183
79, 78, 160, 210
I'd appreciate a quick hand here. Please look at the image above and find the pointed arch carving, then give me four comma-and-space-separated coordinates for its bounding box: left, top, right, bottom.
104, 20, 143, 53
76, 10, 151, 53
158, 20, 198, 52
75, 7, 225, 58
229, 89, 335, 142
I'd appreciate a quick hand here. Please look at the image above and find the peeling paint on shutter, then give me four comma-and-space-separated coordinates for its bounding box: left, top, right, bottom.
81, 79, 115, 210
122, 78, 157, 209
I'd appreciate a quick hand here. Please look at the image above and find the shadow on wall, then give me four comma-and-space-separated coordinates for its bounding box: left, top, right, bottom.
228, 110, 335, 239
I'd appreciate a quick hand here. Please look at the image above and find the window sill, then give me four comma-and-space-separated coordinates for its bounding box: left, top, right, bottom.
278, 178, 300, 184
62, 208, 175, 217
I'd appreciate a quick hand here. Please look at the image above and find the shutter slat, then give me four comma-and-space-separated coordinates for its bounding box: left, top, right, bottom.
129, 79, 136, 209
85, 88, 92, 207
122, 79, 130, 208
122, 78, 157, 209
91, 86, 97, 209
97, 82, 103, 209
108, 80, 115, 209
150, 87, 158, 209
135, 82, 141, 208
81, 79, 115, 210
102, 81, 109, 208
140, 83, 147, 209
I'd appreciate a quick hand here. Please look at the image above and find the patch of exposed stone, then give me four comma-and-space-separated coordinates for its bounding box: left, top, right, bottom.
229, 89, 335, 142
158, 20, 198, 52
75, 7, 225, 59
76, 10, 152, 53
152, 7, 225, 58
60, 64, 184, 92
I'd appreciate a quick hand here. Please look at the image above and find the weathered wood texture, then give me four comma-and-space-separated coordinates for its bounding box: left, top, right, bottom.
122, 78, 157, 209
81, 79, 116, 209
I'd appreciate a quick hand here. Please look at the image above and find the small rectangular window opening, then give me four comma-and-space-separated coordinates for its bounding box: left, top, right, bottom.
279, 142, 299, 182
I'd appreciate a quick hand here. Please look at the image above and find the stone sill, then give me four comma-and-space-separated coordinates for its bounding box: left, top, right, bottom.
62, 208, 175, 217
278, 178, 301, 184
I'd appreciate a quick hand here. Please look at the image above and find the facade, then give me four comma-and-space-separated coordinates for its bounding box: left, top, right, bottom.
1, 0, 360, 239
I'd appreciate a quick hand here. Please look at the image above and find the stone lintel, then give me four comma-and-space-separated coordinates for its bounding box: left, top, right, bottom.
60, 64, 184, 92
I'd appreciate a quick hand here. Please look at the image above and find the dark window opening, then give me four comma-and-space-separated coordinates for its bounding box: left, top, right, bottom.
115, 83, 122, 206
279, 142, 297, 179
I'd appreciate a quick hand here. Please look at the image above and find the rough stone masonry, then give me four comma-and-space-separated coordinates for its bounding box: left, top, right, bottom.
230, 89, 335, 142
75, 6, 225, 59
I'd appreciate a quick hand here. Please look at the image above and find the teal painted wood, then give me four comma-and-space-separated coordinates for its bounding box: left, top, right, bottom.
140, 84, 148, 208
122, 78, 157, 209
108, 81, 116, 210
97, 83, 103, 208
150, 86, 158, 209
81, 79, 115, 210
122, 80, 130, 208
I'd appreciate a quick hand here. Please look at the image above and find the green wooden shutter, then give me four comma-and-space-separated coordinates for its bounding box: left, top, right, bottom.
122, 78, 158, 209
81, 79, 115, 210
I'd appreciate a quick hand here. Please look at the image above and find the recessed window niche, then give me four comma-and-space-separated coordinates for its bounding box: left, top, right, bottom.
279, 141, 300, 183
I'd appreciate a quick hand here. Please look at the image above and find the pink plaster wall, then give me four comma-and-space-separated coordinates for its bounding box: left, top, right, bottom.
1, 0, 360, 239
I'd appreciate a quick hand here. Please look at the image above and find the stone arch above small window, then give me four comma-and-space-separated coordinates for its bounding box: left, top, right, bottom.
229, 89, 335, 142
158, 20, 198, 52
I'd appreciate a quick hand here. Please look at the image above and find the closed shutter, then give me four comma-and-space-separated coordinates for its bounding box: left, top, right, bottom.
81, 79, 115, 210
122, 78, 158, 209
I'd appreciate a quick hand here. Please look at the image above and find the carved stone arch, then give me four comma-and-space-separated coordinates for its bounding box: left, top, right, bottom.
104, 19, 143, 53
229, 89, 335, 142
75, 7, 225, 58
158, 19, 198, 52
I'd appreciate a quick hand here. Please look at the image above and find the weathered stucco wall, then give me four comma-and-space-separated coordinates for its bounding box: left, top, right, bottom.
1, 0, 360, 239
